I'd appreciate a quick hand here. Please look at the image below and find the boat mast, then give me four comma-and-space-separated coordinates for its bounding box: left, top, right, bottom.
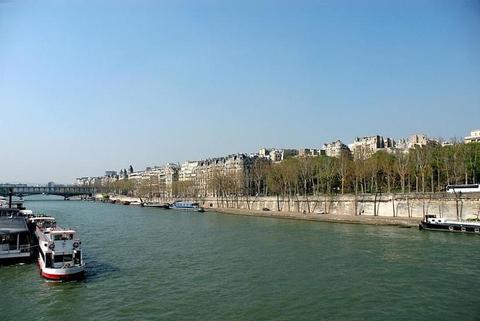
8, 188, 13, 209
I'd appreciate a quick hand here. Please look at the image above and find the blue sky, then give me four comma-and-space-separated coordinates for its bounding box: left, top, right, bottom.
1, 0, 479, 183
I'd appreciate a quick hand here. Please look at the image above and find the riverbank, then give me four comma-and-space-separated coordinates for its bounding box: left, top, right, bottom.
207, 207, 421, 227
98, 193, 480, 221
98, 194, 421, 227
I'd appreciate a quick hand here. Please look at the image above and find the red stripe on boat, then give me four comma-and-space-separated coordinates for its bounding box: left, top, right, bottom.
41, 271, 84, 280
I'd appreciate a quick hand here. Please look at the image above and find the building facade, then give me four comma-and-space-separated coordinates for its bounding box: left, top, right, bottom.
298, 148, 321, 157
465, 130, 480, 144
258, 148, 299, 162
194, 154, 255, 197
138, 164, 179, 198
408, 134, 439, 148
179, 161, 199, 182
349, 135, 395, 160
322, 140, 351, 158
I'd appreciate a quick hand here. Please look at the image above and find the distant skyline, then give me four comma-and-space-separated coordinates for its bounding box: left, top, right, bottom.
1, 0, 479, 184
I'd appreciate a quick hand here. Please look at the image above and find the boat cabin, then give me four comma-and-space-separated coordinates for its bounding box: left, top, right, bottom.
38, 228, 82, 268
172, 201, 201, 208
426, 216, 446, 224
30, 217, 56, 228
0, 217, 31, 262
0, 208, 21, 217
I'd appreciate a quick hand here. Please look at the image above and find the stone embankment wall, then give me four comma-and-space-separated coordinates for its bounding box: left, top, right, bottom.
198, 194, 480, 219
101, 193, 480, 219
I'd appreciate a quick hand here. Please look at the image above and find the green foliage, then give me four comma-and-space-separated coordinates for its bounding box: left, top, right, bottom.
261, 143, 480, 196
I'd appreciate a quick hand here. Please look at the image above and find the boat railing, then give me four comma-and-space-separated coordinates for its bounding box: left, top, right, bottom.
0, 243, 30, 253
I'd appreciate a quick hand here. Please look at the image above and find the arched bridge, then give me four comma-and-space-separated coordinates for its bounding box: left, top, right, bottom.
0, 186, 97, 198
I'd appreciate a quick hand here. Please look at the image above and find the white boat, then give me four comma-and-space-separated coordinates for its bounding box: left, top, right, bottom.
31, 217, 85, 280
419, 214, 480, 234
169, 201, 204, 212
19, 209, 33, 216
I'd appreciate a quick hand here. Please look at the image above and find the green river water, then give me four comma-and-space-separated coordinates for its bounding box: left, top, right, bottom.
1, 198, 480, 321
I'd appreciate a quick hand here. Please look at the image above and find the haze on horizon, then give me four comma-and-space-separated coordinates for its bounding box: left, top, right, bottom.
0, 0, 479, 184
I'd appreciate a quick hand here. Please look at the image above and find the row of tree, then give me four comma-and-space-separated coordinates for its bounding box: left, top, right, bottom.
251, 143, 480, 198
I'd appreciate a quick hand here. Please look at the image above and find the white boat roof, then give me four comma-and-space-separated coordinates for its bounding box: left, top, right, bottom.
0, 217, 29, 234
48, 229, 76, 234
444, 219, 480, 227
428, 216, 480, 227
30, 216, 56, 221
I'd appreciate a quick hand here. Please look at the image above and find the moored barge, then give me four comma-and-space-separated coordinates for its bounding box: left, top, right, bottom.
169, 201, 204, 212
419, 214, 480, 234
141, 202, 170, 209
0, 215, 32, 264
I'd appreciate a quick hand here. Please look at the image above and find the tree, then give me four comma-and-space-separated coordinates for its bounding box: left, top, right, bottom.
412, 146, 430, 194
266, 163, 284, 211
298, 156, 315, 212
252, 158, 270, 196
394, 151, 409, 194
337, 151, 351, 194
375, 151, 395, 193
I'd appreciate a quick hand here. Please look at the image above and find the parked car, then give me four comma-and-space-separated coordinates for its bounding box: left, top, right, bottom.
262, 208, 271, 212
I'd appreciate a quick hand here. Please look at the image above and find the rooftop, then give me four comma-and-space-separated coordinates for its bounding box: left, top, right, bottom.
0, 217, 28, 235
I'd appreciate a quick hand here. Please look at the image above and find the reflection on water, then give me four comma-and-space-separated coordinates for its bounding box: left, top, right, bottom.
84, 259, 121, 282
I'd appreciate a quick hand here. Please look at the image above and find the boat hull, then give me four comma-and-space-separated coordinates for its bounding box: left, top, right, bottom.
0, 253, 33, 265
419, 222, 480, 234
142, 204, 169, 209
169, 207, 204, 212
38, 257, 85, 281
41, 269, 84, 280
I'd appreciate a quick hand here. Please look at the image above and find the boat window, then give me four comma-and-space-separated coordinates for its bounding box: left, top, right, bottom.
53, 234, 73, 241
1, 235, 10, 243
19, 232, 29, 245
74, 251, 81, 264
54, 255, 73, 263
46, 253, 52, 267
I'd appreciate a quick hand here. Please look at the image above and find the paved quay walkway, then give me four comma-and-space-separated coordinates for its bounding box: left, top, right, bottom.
207, 208, 421, 227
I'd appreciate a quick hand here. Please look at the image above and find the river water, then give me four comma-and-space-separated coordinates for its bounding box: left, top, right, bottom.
1, 198, 480, 321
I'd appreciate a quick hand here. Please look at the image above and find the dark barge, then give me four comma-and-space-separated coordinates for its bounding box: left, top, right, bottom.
419, 215, 480, 234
